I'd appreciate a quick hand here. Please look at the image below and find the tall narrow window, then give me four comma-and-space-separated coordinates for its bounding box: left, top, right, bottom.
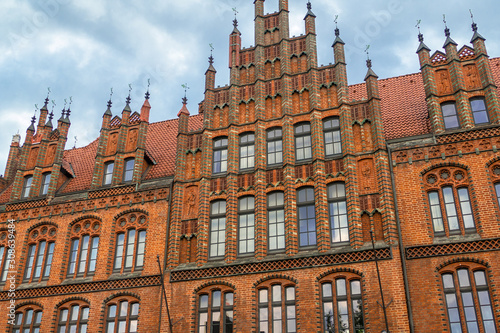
323, 118, 342, 157
297, 187, 316, 247
441, 102, 460, 129
123, 158, 135, 182
40, 173, 51, 195
24, 225, 57, 283
213, 137, 228, 174
267, 128, 283, 166
57, 302, 90, 333
240, 133, 255, 170
113, 213, 147, 273
295, 123, 312, 161
470, 97, 489, 125
22, 175, 33, 198
210, 200, 226, 258
328, 183, 349, 244
0, 230, 12, 283
67, 219, 100, 278
424, 167, 476, 236
238, 196, 255, 255
258, 283, 296, 333
495, 183, 500, 208
321, 278, 364, 333
12, 306, 43, 333
198, 290, 234, 333
442, 267, 497, 333
268, 192, 285, 251
106, 298, 140, 333
103, 162, 114, 185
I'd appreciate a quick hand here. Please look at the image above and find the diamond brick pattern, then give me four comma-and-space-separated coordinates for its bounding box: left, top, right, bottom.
170, 248, 391, 282
0, 275, 161, 301
6, 198, 48, 212
88, 185, 135, 199
436, 127, 500, 144
405, 238, 500, 259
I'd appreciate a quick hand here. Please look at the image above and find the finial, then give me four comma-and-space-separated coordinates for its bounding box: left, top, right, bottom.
66, 97, 72, 118
51, 100, 56, 114
443, 14, 450, 37
73, 136, 77, 149
48, 110, 54, 121
31, 114, 36, 125
232, 7, 238, 28
307, 1, 311, 10
126, 84, 132, 104
181, 83, 190, 103
209, 44, 214, 66
334, 15, 339, 36
415, 19, 424, 42
108, 88, 113, 108
470, 9, 478, 32
44, 87, 50, 106
145, 79, 151, 99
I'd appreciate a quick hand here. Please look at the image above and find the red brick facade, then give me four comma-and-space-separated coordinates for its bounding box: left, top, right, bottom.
0, 1, 499, 332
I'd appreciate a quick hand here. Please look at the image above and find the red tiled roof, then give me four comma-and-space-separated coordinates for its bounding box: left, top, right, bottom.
59, 139, 99, 193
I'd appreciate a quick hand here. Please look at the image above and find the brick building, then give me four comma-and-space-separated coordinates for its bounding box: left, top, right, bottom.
0, 0, 499, 332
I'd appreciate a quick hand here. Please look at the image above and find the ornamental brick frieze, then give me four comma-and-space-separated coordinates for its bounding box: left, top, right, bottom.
405, 237, 500, 259
0, 187, 168, 223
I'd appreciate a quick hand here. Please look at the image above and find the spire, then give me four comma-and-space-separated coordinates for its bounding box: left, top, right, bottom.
232, 8, 240, 34
59, 108, 66, 122
145, 79, 151, 100
178, 85, 190, 117
124, 84, 132, 112
470, 10, 485, 42
415, 20, 430, 53
140, 80, 151, 122
364, 46, 378, 80
65, 96, 72, 123
207, 46, 216, 72
332, 16, 344, 46
104, 88, 113, 116
28, 113, 36, 132
304, 1, 316, 19
442, 15, 457, 48
45, 111, 54, 128
41, 90, 49, 112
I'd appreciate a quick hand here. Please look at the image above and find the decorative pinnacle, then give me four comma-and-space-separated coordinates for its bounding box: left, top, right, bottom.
145, 78, 151, 99
44, 87, 50, 107
232, 7, 238, 28
307, 1, 311, 10
470, 9, 478, 32
209, 55, 214, 66
48, 111, 54, 121
365, 45, 370, 60
334, 15, 340, 36
30, 114, 36, 125
108, 88, 113, 108
443, 14, 450, 37
51, 100, 56, 114
181, 83, 190, 100
126, 84, 132, 104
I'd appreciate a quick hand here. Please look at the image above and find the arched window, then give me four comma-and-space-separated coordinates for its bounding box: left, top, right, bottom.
213, 137, 228, 174
113, 213, 147, 273
238, 196, 255, 255
267, 192, 285, 251
11, 304, 43, 333
103, 162, 114, 185
320, 274, 364, 333
67, 219, 101, 278
56, 300, 89, 333
470, 97, 489, 125
105, 297, 140, 333
294, 123, 312, 161
0, 230, 12, 283
197, 288, 234, 333
123, 158, 135, 182
327, 183, 349, 244
424, 167, 475, 236
209, 200, 226, 258
297, 187, 316, 247
24, 225, 57, 283
441, 265, 496, 332
22, 175, 33, 199
40, 173, 51, 196
240, 133, 255, 170
267, 128, 283, 166
258, 281, 296, 333
323, 117, 342, 157
441, 102, 460, 129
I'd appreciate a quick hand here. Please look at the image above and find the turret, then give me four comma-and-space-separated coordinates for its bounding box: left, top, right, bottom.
178, 97, 190, 134
332, 24, 348, 103
140, 89, 151, 122
229, 17, 241, 84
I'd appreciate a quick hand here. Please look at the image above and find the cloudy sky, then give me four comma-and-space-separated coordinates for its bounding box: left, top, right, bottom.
1, 0, 499, 174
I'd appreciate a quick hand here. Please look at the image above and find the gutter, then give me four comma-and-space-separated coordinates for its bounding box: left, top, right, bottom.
387, 144, 415, 333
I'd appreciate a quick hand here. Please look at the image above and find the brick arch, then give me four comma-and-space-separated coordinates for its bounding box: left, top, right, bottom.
253, 274, 298, 287
486, 155, 500, 167
420, 161, 470, 176
435, 257, 490, 272
316, 267, 364, 281
68, 215, 102, 227
15, 301, 43, 310
26, 221, 58, 233
54, 296, 90, 309
194, 280, 236, 294
113, 209, 149, 221
102, 292, 141, 305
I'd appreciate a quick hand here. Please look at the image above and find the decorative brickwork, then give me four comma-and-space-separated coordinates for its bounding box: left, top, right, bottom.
406, 238, 500, 259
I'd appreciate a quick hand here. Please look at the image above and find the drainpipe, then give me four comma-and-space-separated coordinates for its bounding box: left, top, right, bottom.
387, 144, 415, 333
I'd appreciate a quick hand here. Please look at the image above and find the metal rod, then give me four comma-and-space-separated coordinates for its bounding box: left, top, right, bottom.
370, 230, 390, 333
157, 255, 173, 333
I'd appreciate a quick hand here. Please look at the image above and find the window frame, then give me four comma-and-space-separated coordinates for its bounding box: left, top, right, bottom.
267, 192, 285, 252
122, 158, 135, 182
22, 175, 33, 199
294, 122, 312, 162
56, 302, 90, 333
258, 283, 296, 333
23, 226, 57, 283
67, 234, 100, 278
113, 229, 146, 273
209, 200, 226, 259
267, 128, 283, 166
197, 289, 234, 333
12, 306, 43, 333
103, 161, 114, 186
297, 187, 317, 247
239, 133, 255, 171
238, 196, 255, 255
213, 137, 228, 175
470, 97, 489, 125
327, 182, 349, 244
40, 172, 51, 196
441, 102, 460, 130
105, 298, 140, 333
323, 117, 342, 157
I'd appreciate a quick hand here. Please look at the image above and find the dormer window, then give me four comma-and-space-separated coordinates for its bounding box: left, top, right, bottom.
441, 102, 460, 129
123, 158, 135, 182
470, 97, 489, 125
103, 162, 114, 185
22, 175, 33, 198
40, 173, 51, 195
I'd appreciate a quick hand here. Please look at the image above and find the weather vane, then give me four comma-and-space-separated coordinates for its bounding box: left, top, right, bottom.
232, 7, 238, 17
47, 87, 51, 98
110, 87, 113, 100
35, 104, 39, 112
469, 9, 474, 23
128, 84, 132, 95
334, 15, 338, 27
209, 43, 214, 53
69, 96, 73, 106
63, 99, 67, 108
364, 45, 370, 59
181, 83, 190, 97
51, 100, 56, 112
443, 14, 447, 27
147, 78, 151, 89
415, 19, 421, 33
73, 136, 78, 149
